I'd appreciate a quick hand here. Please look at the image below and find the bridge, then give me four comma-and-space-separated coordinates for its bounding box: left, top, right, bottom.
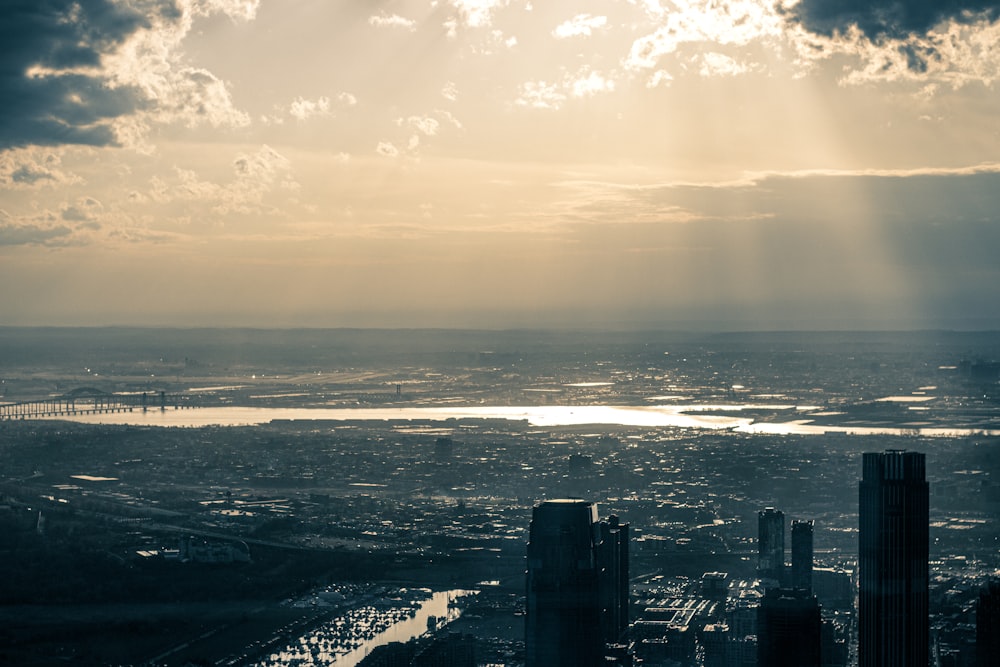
0, 387, 191, 421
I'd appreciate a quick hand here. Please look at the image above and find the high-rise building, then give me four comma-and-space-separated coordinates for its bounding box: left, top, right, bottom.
525, 499, 629, 667
977, 579, 1000, 667
757, 587, 822, 667
598, 514, 630, 644
858, 450, 929, 667
758, 507, 785, 584
791, 519, 814, 592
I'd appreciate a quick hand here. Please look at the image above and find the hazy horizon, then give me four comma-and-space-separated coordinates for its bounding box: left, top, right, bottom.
3, 1, 1000, 330
2, 320, 1000, 333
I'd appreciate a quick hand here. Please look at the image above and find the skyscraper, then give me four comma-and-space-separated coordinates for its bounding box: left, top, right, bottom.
791, 519, 814, 592
858, 450, 929, 667
525, 499, 629, 667
757, 587, 822, 667
598, 514, 630, 645
977, 579, 1000, 667
758, 507, 785, 584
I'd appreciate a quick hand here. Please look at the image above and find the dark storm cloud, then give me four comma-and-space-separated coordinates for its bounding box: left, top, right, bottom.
790, 0, 1000, 39
0, 0, 178, 149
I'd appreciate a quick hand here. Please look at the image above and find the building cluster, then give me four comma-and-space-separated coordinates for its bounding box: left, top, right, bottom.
525, 499, 630, 666
525, 450, 998, 667
356, 631, 477, 667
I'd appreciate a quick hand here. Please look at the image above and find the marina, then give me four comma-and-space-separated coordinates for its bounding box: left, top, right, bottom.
254, 587, 471, 667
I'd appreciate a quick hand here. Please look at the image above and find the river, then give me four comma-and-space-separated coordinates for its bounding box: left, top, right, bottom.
38, 404, 1000, 437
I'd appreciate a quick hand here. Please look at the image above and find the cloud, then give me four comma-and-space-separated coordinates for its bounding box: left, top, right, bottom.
626, 0, 668, 19
376, 141, 400, 158
540, 169, 1000, 327
369, 12, 417, 30
787, 13, 1000, 86
789, 0, 1000, 40
569, 69, 615, 97
376, 109, 465, 158
0, 148, 81, 189
554, 164, 1000, 232
553, 14, 608, 39
265, 92, 356, 124
515, 81, 567, 110
0, 208, 83, 246
0, 221, 75, 246
192, 0, 259, 22
232, 145, 290, 184
696, 52, 760, 77
61, 197, 104, 222
147, 145, 296, 217
0, 0, 158, 149
0, 0, 258, 151
213, 145, 295, 214
625, 0, 786, 72
447, 0, 510, 29
436, 109, 463, 129
516, 68, 616, 109
289, 96, 331, 121
617, 0, 1000, 87
142, 66, 250, 129
405, 116, 441, 136
647, 69, 673, 87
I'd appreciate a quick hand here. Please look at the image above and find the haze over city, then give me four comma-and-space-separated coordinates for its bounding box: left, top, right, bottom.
2, 0, 1000, 329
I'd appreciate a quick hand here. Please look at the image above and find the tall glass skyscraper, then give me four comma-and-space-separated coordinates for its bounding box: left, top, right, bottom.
791, 519, 814, 592
525, 499, 629, 667
859, 450, 929, 667
758, 507, 785, 584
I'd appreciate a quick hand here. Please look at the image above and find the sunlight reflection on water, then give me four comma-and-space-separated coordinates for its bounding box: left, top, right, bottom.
47, 404, 999, 437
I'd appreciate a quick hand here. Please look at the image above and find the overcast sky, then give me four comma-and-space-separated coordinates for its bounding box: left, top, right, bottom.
2, 0, 999, 330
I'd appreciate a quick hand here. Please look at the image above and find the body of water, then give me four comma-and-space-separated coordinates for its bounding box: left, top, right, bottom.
39, 404, 1000, 438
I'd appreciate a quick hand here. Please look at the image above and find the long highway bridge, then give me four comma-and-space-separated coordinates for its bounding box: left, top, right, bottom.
0, 387, 191, 420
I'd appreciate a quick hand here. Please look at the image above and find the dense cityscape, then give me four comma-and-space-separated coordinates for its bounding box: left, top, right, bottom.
0, 327, 998, 666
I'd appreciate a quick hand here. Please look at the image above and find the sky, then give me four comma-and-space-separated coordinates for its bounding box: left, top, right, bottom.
1, 0, 999, 330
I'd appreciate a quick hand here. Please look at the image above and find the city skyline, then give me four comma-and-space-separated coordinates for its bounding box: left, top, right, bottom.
0, 325, 995, 664
2, 0, 1000, 330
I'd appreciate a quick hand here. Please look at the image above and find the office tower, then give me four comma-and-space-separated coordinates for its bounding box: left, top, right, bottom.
525, 499, 629, 667
757, 587, 822, 667
978, 580, 1000, 667
859, 450, 929, 667
758, 507, 785, 584
598, 514, 630, 644
791, 520, 814, 592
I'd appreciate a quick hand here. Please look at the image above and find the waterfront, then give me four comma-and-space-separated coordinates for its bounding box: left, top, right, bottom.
256, 589, 470, 667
